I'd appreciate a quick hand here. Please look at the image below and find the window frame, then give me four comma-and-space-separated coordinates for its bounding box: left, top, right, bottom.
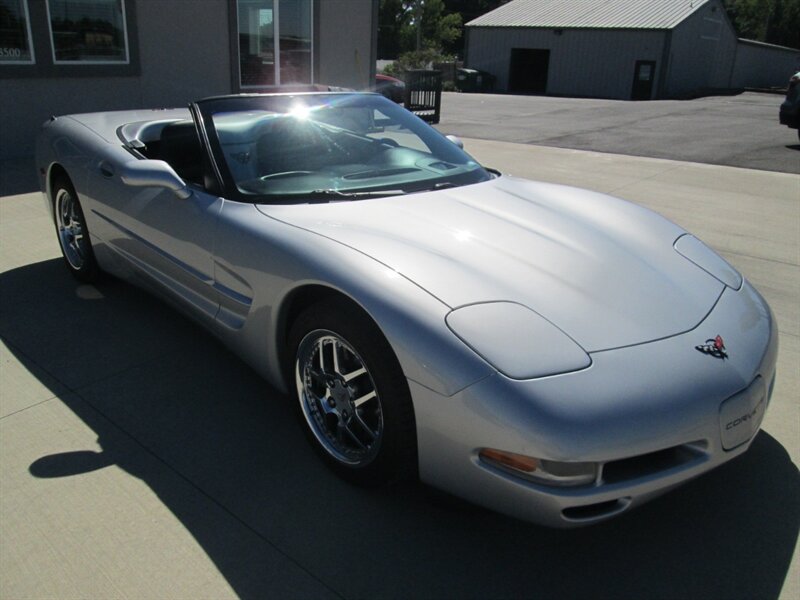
231, 0, 315, 92
45, 0, 131, 65
0, 0, 36, 64
0, 0, 139, 78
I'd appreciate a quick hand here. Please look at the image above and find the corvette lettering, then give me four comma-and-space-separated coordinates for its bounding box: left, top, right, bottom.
696, 335, 728, 359
725, 398, 764, 430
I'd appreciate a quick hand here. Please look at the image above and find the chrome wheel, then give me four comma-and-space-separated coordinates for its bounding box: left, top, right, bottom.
55, 187, 89, 271
295, 330, 384, 466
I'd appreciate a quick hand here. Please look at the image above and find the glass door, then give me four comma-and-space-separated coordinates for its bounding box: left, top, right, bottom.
237, 0, 312, 88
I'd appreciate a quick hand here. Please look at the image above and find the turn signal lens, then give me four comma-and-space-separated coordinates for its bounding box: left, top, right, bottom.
479, 448, 539, 472
479, 447, 598, 487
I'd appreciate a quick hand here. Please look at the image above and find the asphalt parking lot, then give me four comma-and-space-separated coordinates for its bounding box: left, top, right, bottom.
436, 91, 800, 174
1, 139, 797, 598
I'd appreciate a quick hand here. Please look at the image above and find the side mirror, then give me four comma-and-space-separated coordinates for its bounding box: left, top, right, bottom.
446, 134, 464, 149
120, 160, 192, 199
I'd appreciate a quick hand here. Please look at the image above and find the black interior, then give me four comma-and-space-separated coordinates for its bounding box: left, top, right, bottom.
158, 120, 204, 185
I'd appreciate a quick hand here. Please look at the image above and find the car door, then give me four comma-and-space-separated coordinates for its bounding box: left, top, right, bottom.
87, 135, 222, 325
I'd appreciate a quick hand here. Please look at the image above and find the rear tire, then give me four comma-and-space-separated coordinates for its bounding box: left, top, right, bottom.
53, 175, 100, 283
288, 298, 417, 486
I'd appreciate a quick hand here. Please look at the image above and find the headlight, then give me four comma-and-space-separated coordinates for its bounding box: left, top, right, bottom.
674, 234, 742, 289
479, 448, 598, 487
446, 301, 591, 379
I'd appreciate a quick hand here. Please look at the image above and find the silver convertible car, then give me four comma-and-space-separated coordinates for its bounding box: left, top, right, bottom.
36, 91, 778, 527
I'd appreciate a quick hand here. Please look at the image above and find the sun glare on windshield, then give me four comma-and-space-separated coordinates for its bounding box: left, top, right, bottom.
205, 94, 490, 201
289, 104, 312, 120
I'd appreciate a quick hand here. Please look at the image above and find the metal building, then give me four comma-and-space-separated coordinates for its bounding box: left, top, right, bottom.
465, 0, 799, 100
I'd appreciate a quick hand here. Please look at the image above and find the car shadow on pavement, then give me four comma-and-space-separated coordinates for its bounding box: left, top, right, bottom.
3, 258, 799, 599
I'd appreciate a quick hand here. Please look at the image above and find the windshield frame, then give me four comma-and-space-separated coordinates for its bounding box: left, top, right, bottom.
192, 92, 491, 204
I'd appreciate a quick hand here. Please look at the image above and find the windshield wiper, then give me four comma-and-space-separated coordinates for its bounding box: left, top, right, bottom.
430, 182, 458, 190
408, 181, 459, 194
306, 189, 406, 202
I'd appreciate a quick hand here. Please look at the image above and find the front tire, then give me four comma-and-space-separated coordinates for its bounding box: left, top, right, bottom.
288, 299, 417, 486
53, 176, 100, 283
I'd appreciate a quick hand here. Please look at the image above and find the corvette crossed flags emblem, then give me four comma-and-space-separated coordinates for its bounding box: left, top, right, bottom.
696, 335, 728, 359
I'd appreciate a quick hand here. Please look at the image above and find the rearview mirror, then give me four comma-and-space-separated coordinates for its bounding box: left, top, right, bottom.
120, 160, 192, 199
446, 134, 464, 149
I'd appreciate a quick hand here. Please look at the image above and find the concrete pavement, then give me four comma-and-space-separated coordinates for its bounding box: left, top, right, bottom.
436, 91, 800, 175
1, 141, 798, 599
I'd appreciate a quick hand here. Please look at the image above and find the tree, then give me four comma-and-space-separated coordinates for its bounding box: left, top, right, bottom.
378, 0, 406, 58
723, 0, 800, 49
440, 0, 511, 56
378, 0, 463, 58
443, 0, 510, 53
413, 0, 463, 52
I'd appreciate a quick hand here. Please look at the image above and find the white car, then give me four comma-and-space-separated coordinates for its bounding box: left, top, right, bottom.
36, 90, 778, 526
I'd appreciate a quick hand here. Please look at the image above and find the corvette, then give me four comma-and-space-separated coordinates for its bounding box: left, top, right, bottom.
36, 91, 778, 527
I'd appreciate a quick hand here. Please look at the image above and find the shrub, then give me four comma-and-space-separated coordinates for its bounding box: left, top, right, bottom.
381, 49, 456, 78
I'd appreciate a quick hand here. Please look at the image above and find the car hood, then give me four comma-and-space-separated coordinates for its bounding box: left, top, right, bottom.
260, 177, 724, 352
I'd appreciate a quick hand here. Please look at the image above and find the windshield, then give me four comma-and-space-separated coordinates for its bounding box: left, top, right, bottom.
196, 93, 491, 202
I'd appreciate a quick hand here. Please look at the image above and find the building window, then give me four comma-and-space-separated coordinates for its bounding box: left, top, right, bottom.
0, 0, 35, 63
278, 0, 311, 84
47, 0, 129, 63
237, 0, 312, 88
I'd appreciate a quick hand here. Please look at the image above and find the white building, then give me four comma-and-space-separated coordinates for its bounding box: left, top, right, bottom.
465, 0, 799, 99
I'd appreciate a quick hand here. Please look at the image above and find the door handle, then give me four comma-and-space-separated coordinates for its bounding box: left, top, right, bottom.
99, 161, 115, 178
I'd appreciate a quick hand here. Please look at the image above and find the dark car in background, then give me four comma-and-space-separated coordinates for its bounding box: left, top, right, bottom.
374, 73, 405, 103
779, 72, 800, 140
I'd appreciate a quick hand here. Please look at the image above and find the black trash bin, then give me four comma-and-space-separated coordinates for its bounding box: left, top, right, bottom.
403, 69, 442, 124
456, 68, 495, 93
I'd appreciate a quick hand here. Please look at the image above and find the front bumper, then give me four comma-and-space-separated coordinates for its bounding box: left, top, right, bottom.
412, 282, 778, 527
779, 106, 799, 128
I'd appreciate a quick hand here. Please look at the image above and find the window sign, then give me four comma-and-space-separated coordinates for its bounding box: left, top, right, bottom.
238, 0, 312, 88
47, 0, 129, 63
0, 0, 35, 63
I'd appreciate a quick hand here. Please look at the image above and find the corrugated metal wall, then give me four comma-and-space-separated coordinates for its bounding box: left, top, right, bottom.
464, 0, 756, 100
731, 42, 800, 88
465, 0, 800, 99
467, 27, 666, 99
665, 0, 737, 97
